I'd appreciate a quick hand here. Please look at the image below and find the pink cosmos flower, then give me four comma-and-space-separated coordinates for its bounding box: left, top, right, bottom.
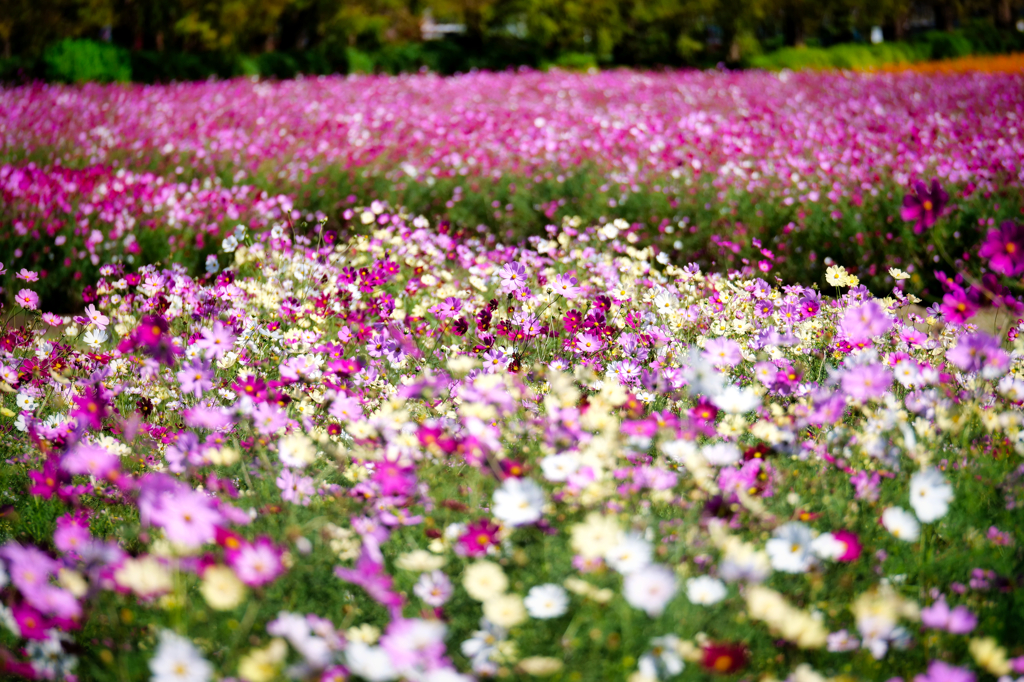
195, 321, 235, 359
840, 363, 892, 402
15, 268, 38, 282
335, 549, 404, 616
552, 274, 581, 299
978, 221, 1024, 277
61, 443, 119, 478
901, 178, 949, 234
831, 530, 862, 562
84, 304, 109, 330
251, 402, 288, 435
576, 331, 605, 353
15, 289, 39, 310
139, 475, 223, 548
913, 660, 974, 682
277, 469, 315, 506
176, 359, 214, 398
839, 301, 892, 344
498, 262, 528, 292
703, 337, 743, 367
921, 597, 977, 634
54, 513, 92, 557
229, 537, 285, 587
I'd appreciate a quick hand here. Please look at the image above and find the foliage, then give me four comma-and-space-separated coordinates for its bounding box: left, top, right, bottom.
41, 39, 131, 83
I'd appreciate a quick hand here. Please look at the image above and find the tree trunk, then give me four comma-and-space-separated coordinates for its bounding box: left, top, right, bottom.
784, 4, 806, 47
936, 1, 957, 32
995, 0, 1012, 27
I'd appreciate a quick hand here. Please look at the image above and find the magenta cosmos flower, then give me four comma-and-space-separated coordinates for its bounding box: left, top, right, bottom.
978, 221, 1024, 277
900, 178, 949, 234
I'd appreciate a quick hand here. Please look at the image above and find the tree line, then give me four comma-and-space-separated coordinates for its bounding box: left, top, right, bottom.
1, 0, 1022, 67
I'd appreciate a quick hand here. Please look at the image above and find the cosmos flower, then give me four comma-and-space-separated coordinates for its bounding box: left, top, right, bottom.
492, 477, 545, 526
524, 584, 569, 619
765, 522, 816, 573
909, 468, 953, 523
149, 630, 213, 682
882, 507, 921, 542
623, 564, 678, 617
901, 178, 949, 234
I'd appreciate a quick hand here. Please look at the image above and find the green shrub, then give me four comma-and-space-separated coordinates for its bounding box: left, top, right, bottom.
345, 47, 376, 74
749, 41, 928, 71
544, 51, 598, 71
924, 31, 974, 60
254, 51, 299, 79
43, 39, 131, 83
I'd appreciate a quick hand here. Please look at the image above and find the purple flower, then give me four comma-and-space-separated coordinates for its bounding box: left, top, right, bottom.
335, 549, 405, 617
71, 387, 108, 431
138, 474, 223, 548
54, 513, 92, 557
913, 660, 974, 682
194, 321, 235, 360
498, 262, 528, 293
703, 337, 743, 367
978, 221, 1024, 276
277, 469, 315, 506
413, 570, 453, 607
840, 363, 892, 402
901, 178, 949, 234
176, 359, 214, 398
840, 301, 892, 344
921, 597, 977, 634
947, 332, 1010, 378
431, 297, 463, 320
940, 286, 978, 324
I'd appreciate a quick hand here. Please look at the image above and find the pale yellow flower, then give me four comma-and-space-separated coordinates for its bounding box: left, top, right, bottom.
237, 639, 288, 682
888, 267, 910, 281
969, 637, 1012, 676
569, 512, 623, 559
114, 556, 172, 598
825, 265, 849, 287
518, 657, 565, 676
199, 565, 248, 611
463, 561, 508, 602
346, 623, 381, 644
483, 593, 527, 628
395, 549, 446, 572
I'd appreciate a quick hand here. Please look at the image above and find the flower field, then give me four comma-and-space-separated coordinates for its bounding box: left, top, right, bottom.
3, 68, 1024, 304
1, 67, 1024, 682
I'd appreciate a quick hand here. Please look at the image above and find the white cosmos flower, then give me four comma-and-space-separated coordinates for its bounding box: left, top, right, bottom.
909, 468, 953, 523
15, 393, 37, 411
492, 478, 545, 526
765, 522, 816, 573
346, 642, 398, 682
881, 507, 921, 542
149, 630, 213, 682
810, 532, 846, 560
712, 385, 761, 414
660, 438, 698, 464
685, 576, 727, 605
539, 453, 580, 482
702, 442, 741, 466
605, 533, 653, 575
624, 564, 678, 617
638, 634, 685, 678
524, 584, 569, 619
83, 328, 108, 350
